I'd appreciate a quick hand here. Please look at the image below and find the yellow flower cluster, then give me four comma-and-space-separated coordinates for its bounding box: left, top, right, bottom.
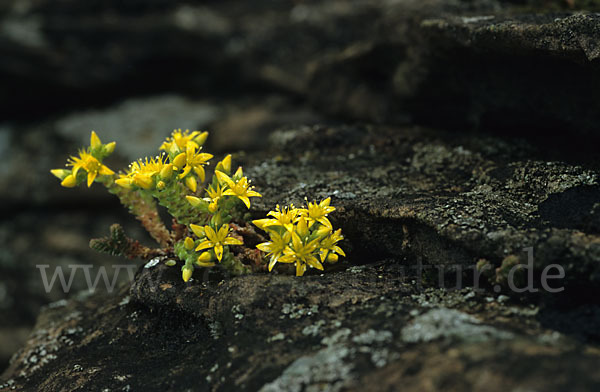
52, 129, 346, 282
181, 154, 262, 281
115, 129, 212, 193
253, 198, 345, 276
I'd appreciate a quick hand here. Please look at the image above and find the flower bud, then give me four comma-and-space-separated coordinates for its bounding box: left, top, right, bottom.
90, 131, 102, 148
134, 174, 154, 190
186, 195, 202, 207
185, 176, 197, 192
184, 237, 195, 250
216, 154, 232, 174
197, 252, 213, 266
159, 163, 173, 180
115, 178, 133, 189
182, 267, 193, 282
172, 152, 187, 169
104, 141, 116, 154
194, 131, 209, 146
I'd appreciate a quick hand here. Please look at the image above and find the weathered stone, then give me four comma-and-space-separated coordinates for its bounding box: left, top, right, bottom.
2, 124, 599, 390
2, 261, 599, 391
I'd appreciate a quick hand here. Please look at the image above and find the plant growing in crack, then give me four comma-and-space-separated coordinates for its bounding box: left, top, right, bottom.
51, 130, 344, 280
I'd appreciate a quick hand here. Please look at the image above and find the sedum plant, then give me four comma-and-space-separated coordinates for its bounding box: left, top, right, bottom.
51, 130, 344, 281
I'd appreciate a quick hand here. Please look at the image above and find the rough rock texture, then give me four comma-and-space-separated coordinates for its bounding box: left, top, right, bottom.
2, 125, 599, 390
2, 261, 600, 391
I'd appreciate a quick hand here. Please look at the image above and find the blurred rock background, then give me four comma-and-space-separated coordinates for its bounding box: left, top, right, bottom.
1, 0, 599, 383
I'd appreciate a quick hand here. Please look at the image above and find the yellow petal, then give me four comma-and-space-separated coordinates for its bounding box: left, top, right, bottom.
214, 244, 223, 262
223, 237, 243, 246
50, 169, 69, 180
333, 246, 346, 257
189, 224, 205, 238
326, 253, 339, 263
87, 172, 97, 187
268, 257, 279, 271
186, 140, 199, 152
196, 260, 216, 268
215, 171, 235, 188
238, 196, 251, 209
99, 165, 114, 176
247, 190, 262, 198
61, 174, 77, 188
253, 219, 273, 230
257, 242, 272, 252
306, 257, 324, 270
195, 240, 212, 251
204, 226, 217, 242
296, 218, 309, 238
222, 189, 236, 197
296, 262, 306, 277
291, 232, 302, 250
193, 165, 205, 183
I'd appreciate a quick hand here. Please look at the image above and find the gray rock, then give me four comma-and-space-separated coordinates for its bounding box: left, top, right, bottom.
401, 308, 513, 343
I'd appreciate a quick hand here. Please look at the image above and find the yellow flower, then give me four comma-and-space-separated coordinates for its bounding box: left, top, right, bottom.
319, 229, 345, 263
116, 156, 167, 190
257, 231, 291, 271
215, 170, 261, 209
160, 129, 208, 152
302, 197, 336, 229
68, 150, 115, 187
205, 183, 225, 212
194, 224, 243, 262
279, 232, 322, 276
173, 141, 213, 183
253, 204, 300, 232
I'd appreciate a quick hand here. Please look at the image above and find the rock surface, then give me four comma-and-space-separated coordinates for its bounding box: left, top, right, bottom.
2, 125, 600, 390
